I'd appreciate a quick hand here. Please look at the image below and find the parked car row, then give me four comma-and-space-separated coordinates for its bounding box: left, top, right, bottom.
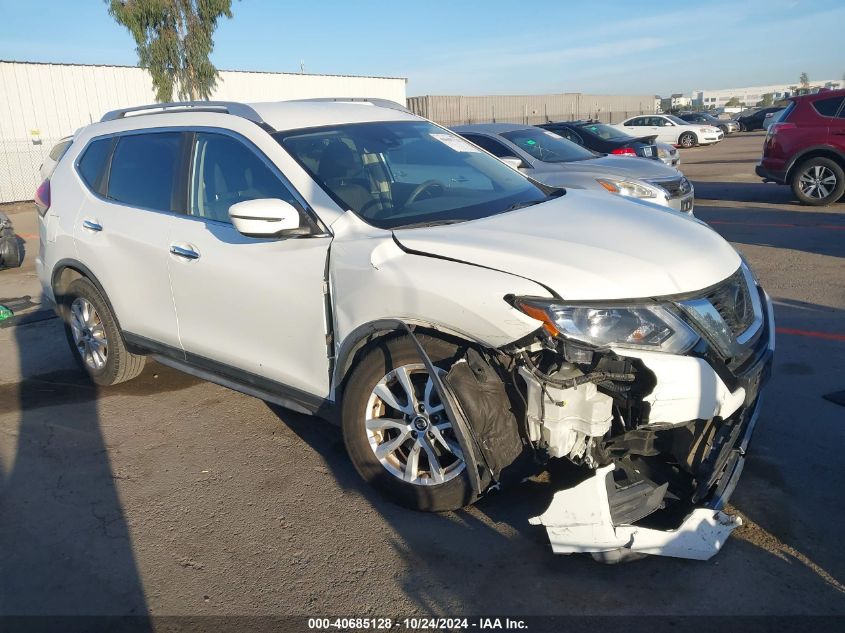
452, 124, 694, 213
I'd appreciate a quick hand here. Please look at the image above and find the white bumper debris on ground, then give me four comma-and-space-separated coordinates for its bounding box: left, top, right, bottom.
529, 465, 743, 560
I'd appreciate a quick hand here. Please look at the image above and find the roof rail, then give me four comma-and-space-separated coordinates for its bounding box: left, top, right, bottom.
100, 101, 267, 126
287, 97, 411, 113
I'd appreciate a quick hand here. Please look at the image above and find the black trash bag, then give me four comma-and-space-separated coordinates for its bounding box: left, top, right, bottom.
0, 212, 22, 269
445, 348, 527, 483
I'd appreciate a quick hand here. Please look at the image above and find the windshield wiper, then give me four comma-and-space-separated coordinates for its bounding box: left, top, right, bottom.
393, 218, 468, 230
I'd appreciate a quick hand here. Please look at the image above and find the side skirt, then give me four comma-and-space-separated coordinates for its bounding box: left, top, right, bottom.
123, 332, 336, 420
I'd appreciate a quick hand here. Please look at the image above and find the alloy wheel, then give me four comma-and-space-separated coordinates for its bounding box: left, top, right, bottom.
798, 165, 838, 199
69, 297, 108, 371
364, 363, 465, 486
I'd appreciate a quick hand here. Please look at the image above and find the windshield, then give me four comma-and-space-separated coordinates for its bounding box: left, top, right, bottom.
500, 128, 596, 162
665, 115, 688, 126
275, 121, 550, 230
577, 122, 630, 140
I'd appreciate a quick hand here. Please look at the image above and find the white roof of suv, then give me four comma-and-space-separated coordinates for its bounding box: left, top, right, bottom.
100, 98, 418, 133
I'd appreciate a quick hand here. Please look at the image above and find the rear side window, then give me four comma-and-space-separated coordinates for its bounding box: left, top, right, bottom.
812, 96, 844, 118
108, 132, 184, 212
77, 138, 112, 190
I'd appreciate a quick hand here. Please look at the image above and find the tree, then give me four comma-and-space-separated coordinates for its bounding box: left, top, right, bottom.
800, 72, 810, 89
107, 0, 234, 102
756, 93, 774, 107
725, 96, 744, 107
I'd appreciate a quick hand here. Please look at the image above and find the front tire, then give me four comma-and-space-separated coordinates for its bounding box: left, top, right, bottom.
61, 278, 146, 385
791, 157, 845, 206
678, 132, 697, 148
342, 335, 480, 512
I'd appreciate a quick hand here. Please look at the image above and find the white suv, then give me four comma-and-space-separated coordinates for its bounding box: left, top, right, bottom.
36, 99, 774, 560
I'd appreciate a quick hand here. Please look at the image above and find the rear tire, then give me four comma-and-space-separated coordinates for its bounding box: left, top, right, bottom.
341, 335, 480, 512
678, 132, 697, 148
791, 157, 845, 206
61, 278, 145, 385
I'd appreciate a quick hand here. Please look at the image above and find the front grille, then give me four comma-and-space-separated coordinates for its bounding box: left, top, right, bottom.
704, 268, 755, 337
647, 176, 691, 198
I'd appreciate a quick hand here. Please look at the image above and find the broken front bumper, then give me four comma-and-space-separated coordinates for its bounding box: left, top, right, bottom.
529, 289, 774, 561
530, 394, 763, 560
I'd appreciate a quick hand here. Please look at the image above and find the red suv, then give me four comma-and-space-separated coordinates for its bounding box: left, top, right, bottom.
756, 88, 845, 206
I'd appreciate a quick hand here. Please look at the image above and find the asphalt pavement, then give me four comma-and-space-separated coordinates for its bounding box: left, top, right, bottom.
1, 131, 843, 621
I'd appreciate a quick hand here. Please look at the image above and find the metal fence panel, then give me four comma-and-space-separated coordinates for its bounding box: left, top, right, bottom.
407, 93, 657, 127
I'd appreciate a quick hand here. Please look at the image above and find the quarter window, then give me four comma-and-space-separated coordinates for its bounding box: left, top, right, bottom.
812, 96, 844, 117
77, 138, 112, 191
189, 132, 299, 223
107, 132, 184, 212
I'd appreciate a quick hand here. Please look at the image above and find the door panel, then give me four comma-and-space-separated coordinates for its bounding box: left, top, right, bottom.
167, 219, 332, 396
72, 132, 185, 346
168, 131, 332, 397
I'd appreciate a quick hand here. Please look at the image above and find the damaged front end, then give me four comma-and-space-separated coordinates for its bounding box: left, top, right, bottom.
501, 264, 774, 561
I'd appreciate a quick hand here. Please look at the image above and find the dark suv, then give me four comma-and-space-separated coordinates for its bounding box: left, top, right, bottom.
755, 89, 845, 206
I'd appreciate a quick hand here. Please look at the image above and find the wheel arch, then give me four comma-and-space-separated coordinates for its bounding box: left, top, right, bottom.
51, 259, 123, 329
331, 319, 500, 400
785, 146, 845, 183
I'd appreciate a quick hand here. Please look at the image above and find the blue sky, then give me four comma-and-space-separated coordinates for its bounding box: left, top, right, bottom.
0, 0, 842, 96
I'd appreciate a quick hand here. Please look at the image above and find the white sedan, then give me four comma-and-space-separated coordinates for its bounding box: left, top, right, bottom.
616, 114, 723, 148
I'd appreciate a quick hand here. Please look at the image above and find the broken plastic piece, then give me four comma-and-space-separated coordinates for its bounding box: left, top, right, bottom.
529, 464, 743, 561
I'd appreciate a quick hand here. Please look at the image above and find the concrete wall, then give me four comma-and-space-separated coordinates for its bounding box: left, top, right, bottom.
407, 93, 656, 127
0, 61, 407, 203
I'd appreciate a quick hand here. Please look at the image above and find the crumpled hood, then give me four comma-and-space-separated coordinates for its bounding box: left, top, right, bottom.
393, 191, 740, 301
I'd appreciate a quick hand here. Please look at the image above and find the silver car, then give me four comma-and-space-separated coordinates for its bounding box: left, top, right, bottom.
453, 124, 694, 214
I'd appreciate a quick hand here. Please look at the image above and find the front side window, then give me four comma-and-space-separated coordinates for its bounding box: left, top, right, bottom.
190, 132, 300, 223
276, 121, 550, 230
500, 128, 595, 163
107, 132, 183, 212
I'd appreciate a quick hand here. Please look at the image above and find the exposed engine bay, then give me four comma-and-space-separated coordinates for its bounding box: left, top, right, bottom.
419, 285, 774, 562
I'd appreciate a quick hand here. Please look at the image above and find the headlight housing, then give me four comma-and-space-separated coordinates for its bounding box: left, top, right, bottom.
513, 298, 699, 354
596, 178, 664, 199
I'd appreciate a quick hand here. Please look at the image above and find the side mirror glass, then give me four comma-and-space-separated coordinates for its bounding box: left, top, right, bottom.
500, 156, 526, 170
228, 198, 306, 238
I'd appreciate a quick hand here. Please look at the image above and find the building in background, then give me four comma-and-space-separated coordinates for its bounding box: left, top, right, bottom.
659, 93, 692, 111
692, 80, 845, 109
407, 93, 656, 127
0, 60, 407, 203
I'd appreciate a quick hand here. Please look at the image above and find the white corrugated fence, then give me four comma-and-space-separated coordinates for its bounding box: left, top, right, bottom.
0, 61, 407, 203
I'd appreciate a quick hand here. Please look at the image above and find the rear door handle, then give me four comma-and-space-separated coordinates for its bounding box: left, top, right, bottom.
82, 219, 103, 232
169, 244, 200, 260
832, 131, 845, 135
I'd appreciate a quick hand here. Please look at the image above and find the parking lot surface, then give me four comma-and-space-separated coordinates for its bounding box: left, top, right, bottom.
1, 131, 844, 618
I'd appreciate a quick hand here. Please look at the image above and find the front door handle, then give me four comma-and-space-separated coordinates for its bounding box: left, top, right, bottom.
82, 219, 103, 232
169, 244, 200, 260
832, 130, 845, 135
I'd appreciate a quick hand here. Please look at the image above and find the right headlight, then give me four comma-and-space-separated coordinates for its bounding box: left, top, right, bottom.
596, 178, 665, 199
513, 298, 699, 354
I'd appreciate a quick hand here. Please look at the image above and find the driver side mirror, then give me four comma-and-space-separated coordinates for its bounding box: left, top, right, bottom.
500, 156, 526, 170
229, 198, 308, 238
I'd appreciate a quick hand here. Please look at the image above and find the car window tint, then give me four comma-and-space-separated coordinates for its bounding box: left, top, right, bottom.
461, 134, 517, 158
627, 117, 644, 126
108, 133, 183, 212
552, 127, 584, 145
77, 138, 112, 191
812, 96, 844, 117
190, 132, 298, 223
